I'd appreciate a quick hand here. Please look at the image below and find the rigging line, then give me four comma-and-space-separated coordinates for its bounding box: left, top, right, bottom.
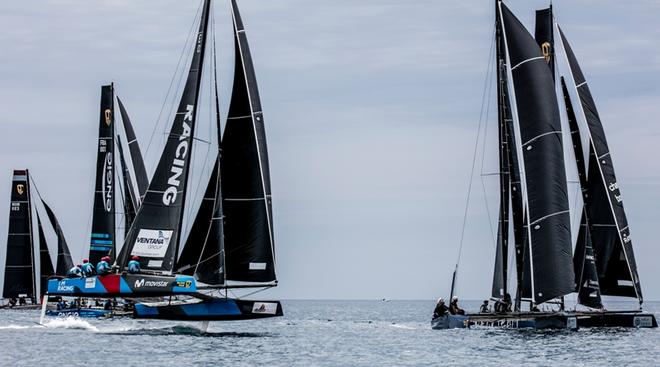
144, 0, 204, 159
454, 29, 496, 272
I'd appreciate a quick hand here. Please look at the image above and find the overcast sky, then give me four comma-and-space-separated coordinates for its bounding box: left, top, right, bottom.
0, 0, 659, 301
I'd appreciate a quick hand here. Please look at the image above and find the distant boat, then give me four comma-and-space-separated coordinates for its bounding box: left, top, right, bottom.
433, 1, 656, 330
1, 169, 73, 309
46, 0, 282, 322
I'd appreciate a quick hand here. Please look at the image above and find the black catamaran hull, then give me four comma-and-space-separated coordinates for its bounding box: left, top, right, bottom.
576, 311, 657, 328
466, 312, 578, 330
134, 299, 283, 321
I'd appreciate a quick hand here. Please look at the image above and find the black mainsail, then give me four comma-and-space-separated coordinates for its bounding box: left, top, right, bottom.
118, 0, 211, 272
498, 3, 574, 305
117, 97, 149, 202
89, 84, 116, 263
557, 27, 643, 303
221, 0, 276, 283
3, 170, 36, 300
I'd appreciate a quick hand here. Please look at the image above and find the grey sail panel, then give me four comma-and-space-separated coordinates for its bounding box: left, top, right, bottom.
561, 77, 603, 308
3, 170, 36, 300
118, 0, 212, 272
41, 200, 73, 275
558, 27, 642, 301
89, 84, 116, 264
116, 97, 149, 201
221, 0, 276, 283
500, 4, 574, 304
37, 214, 55, 299
117, 135, 137, 236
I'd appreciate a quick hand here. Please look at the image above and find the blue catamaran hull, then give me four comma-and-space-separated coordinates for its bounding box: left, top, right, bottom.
46, 274, 198, 298
134, 299, 283, 321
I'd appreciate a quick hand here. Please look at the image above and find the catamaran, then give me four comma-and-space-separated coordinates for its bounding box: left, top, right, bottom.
433, 1, 657, 330
1, 170, 73, 309
45, 0, 282, 322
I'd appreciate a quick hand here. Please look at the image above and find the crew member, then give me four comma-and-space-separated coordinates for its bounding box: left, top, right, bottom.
494, 293, 512, 313
96, 256, 111, 275
479, 300, 489, 313
433, 298, 448, 318
449, 296, 465, 315
81, 258, 95, 277
127, 256, 141, 274
67, 264, 83, 278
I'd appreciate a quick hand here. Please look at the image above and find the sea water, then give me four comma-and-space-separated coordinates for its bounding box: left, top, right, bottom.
0, 300, 658, 366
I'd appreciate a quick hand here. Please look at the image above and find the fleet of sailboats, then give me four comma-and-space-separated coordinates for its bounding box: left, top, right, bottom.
0, 0, 655, 330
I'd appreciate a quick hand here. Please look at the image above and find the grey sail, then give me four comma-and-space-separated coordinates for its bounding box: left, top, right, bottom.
118, 0, 212, 272
499, 3, 574, 305
37, 213, 55, 299
117, 97, 149, 202
221, 0, 276, 283
117, 135, 138, 236
3, 170, 36, 300
561, 78, 603, 309
557, 27, 642, 302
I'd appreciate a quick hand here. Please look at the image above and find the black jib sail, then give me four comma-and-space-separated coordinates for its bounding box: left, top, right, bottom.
119, 0, 212, 272
41, 200, 73, 275
89, 84, 116, 264
561, 78, 603, 309
3, 170, 36, 300
117, 96, 149, 202
37, 213, 55, 299
221, 0, 276, 283
499, 3, 574, 305
558, 27, 643, 303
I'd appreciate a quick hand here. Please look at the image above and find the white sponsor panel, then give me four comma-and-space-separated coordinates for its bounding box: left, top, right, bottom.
148, 260, 163, 268
634, 316, 653, 328
252, 302, 278, 315
249, 262, 266, 270
85, 277, 96, 289
132, 229, 172, 258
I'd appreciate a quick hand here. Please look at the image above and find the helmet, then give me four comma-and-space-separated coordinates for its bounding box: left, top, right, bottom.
131, 255, 140, 261
437, 298, 444, 304
101, 256, 110, 262
452, 296, 458, 302
82, 258, 89, 263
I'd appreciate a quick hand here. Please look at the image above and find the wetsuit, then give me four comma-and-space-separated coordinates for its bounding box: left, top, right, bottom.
433, 303, 449, 318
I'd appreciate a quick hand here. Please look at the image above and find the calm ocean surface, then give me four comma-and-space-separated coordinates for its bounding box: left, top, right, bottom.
0, 300, 658, 366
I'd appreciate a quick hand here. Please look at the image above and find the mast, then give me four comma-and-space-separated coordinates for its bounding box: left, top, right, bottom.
498, 2, 575, 306
3, 170, 36, 301
89, 84, 116, 263
557, 27, 643, 305
118, 0, 212, 272
221, 0, 277, 283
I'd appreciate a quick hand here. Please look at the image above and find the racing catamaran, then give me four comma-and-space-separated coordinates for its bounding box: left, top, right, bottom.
46, 0, 282, 321
433, 1, 656, 329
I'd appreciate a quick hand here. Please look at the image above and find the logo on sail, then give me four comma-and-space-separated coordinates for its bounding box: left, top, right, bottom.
162, 104, 194, 206
104, 109, 112, 126
16, 184, 24, 195
102, 152, 113, 212
132, 229, 173, 258
541, 42, 551, 62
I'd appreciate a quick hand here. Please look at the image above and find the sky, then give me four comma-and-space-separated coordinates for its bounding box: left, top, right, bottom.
0, 0, 659, 301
